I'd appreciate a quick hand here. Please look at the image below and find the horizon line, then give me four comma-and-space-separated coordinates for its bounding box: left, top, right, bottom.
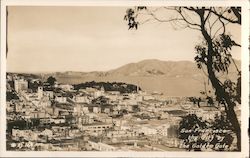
6, 58, 241, 74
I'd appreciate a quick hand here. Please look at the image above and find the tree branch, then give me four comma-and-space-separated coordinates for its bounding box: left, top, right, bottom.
180, 8, 201, 27
212, 21, 230, 39
210, 7, 241, 25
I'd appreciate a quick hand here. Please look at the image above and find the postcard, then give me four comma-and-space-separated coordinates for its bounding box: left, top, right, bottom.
0, 0, 249, 157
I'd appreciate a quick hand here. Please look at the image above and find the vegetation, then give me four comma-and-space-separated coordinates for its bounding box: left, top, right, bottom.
92, 96, 109, 105
178, 114, 234, 151
7, 80, 14, 89
28, 80, 42, 92
73, 81, 141, 93
124, 6, 241, 150
46, 76, 57, 86
6, 91, 19, 101
7, 119, 40, 133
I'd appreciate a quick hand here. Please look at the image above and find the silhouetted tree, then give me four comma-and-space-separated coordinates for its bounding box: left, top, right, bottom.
188, 97, 202, 108
178, 114, 234, 151
124, 7, 241, 150
46, 76, 56, 86
74, 81, 140, 93
28, 80, 42, 92
6, 91, 19, 101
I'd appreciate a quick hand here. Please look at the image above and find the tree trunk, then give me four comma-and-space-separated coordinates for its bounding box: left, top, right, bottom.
199, 14, 241, 151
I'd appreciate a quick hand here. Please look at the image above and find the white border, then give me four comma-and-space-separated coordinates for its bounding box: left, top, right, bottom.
0, 0, 249, 157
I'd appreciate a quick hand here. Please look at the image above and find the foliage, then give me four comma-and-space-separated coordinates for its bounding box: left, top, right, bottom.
7, 118, 40, 133
28, 80, 42, 92
124, 6, 241, 150
195, 34, 237, 74
179, 114, 234, 151
195, 34, 241, 106
124, 6, 147, 29
188, 97, 202, 107
74, 81, 141, 93
92, 96, 109, 105
7, 80, 14, 89
6, 91, 19, 101
46, 76, 57, 86
179, 114, 208, 133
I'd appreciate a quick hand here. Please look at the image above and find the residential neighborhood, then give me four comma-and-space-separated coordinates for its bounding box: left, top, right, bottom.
6, 73, 237, 151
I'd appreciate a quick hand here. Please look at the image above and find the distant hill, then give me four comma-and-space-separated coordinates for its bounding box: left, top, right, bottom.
38, 59, 241, 97
108, 59, 201, 77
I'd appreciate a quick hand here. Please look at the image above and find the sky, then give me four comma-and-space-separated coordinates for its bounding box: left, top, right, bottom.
7, 6, 241, 73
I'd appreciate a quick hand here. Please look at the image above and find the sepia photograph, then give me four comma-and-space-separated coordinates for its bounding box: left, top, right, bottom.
0, 0, 249, 157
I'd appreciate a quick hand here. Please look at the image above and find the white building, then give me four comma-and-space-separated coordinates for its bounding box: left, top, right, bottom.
14, 79, 28, 93
80, 123, 113, 134
55, 95, 67, 103
37, 86, 43, 99
93, 106, 101, 113
39, 129, 53, 140
12, 129, 38, 141
157, 124, 171, 136
58, 84, 73, 91
72, 95, 90, 104
73, 104, 89, 116
44, 91, 54, 99
139, 126, 157, 135
88, 141, 116, 151
94, 91, 103, 98
106, 129, 138, 138
94, 113, 113, 124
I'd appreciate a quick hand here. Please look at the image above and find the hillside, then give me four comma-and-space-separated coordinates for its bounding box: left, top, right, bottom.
40, 59, 240, 97
108, 59, 200, 77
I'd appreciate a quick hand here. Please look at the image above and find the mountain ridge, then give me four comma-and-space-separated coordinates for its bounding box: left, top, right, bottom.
35, 59, 240, 97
